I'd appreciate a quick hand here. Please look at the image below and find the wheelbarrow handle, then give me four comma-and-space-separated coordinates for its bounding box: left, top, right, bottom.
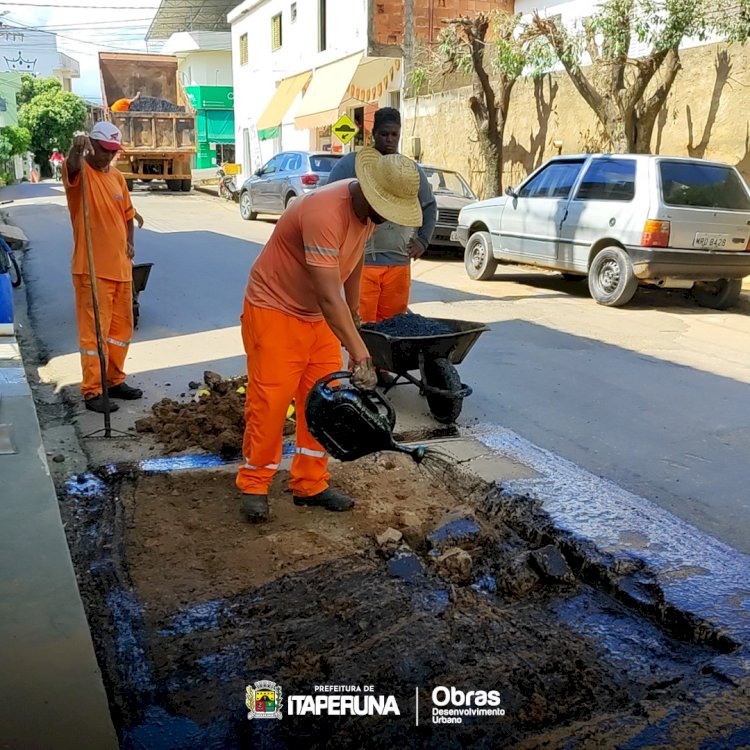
316, 371, 396, 423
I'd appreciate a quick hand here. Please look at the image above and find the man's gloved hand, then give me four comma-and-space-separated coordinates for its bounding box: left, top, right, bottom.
351, 356, 377, 391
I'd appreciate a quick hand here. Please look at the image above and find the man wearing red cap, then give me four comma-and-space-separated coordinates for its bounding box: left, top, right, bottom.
63, 122, 143, 413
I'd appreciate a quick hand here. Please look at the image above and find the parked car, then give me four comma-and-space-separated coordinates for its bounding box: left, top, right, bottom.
421, 166, 478, 248
456, 154, 750, 309
239, 151, 343, 220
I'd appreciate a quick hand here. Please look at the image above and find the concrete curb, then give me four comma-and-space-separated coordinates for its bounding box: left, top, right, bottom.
0, 342, 118, 745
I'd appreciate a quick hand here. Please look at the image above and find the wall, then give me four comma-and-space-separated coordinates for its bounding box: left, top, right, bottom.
178, 52, 233, 87
370, 0, 514, 53
404, 40, 750, 197
0, 28, 78, 84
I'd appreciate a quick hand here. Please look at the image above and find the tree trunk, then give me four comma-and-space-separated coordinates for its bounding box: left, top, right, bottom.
478, 130, 502, 199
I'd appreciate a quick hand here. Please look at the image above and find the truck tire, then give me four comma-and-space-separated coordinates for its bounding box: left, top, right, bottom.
588, 246, 638, 307
125, 179, 134, 192
181, 179, 191, 192
166, 179, 182, 192
691, 279, 742, 310
464, 231, 498, 281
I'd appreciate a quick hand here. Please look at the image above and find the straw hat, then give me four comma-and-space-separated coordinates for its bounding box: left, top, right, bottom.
355, 147, 422, 227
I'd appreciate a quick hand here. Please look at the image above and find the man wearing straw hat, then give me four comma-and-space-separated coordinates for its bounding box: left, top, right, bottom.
63, 122, 143, 414
238, 147, 422, 523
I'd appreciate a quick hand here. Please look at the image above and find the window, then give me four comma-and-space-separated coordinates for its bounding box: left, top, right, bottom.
291, 2, 297, 22
575, 159, 636, 201
271, 13, 282, 51
318, 0, 327, 51
239, 33, 248, 66
260, 155, 283, 175
659, 161, 750, 210
310, 154, 342, 172
281, 153, 301, 171
518, 161, 584, 199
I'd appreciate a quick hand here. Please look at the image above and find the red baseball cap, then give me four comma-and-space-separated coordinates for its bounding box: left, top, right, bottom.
90, 121, 123, 151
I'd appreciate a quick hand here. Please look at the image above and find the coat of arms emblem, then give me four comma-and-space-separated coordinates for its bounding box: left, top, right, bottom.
246, 680, 283, 720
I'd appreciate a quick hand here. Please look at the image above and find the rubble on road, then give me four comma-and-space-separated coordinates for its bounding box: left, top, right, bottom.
134, 370, 294, 456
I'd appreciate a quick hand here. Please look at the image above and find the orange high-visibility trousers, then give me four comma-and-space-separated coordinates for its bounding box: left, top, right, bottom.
359, 264, 411, 323
236, 301, 342, 498
73, 273, 133, 397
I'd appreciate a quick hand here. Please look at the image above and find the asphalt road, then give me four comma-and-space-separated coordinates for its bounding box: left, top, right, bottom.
6, 181, 750, 554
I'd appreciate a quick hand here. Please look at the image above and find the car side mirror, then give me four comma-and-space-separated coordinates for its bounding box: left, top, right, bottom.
505, 186, 517, 198
255, 168, 264, 176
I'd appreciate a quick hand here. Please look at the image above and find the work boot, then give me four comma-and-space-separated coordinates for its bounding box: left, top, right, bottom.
241, 494, 269, 523
84, 394, 119, 414
293, 488, 355, 512
108, 382, 143, 400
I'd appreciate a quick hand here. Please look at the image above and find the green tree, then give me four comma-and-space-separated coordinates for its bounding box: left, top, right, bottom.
416, 11, 552, 197
19, 88, 87, 167
529, 0, 750, 153
0, 125, 31, 159
16, 72, 62, 108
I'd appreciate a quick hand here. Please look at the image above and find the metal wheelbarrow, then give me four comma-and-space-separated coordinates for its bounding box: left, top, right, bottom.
132, 262, 153, 329
360, 317, 489, 424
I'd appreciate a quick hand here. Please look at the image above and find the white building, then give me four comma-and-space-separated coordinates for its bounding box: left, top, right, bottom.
228, 0, 402, 183
0, 26, 79, 91
161, 31, 233, 88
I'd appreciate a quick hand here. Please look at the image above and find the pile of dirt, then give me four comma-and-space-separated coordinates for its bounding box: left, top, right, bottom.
134, 370, 294, 456
363, 313, 453, 337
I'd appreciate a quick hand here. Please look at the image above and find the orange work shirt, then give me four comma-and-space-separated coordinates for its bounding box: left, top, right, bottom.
63, 160, 135, 281
246, 179, 374, 321
110, 98, 132, 112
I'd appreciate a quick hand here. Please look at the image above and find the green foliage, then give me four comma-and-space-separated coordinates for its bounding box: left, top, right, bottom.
0, 125, 31, 163
19, 88, 87, 161
17, 73, 61, 109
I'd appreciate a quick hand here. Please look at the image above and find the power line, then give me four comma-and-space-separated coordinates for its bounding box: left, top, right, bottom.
2, 18, 148, 52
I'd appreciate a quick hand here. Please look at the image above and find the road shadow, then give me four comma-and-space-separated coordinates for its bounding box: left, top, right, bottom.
0, 182, 66, 200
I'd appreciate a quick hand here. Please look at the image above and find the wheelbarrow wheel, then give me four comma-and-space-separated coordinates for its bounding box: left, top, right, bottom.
424, 357, 463, 424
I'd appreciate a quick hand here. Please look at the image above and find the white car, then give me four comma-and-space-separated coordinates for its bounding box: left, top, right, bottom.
455, 154, 750, 308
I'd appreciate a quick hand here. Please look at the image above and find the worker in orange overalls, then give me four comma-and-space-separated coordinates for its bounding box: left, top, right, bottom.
327, 107, 437, 323
63, 122, 143, 414
238, 148, 422, 522
110, 91, 141, 112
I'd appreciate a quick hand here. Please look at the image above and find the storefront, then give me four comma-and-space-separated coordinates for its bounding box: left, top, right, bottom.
185, 86, 235, 169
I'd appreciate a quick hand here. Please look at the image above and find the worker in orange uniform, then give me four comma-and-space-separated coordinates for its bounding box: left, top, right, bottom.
63, 122, 143, 414
238, 147, 422, 523
110, 91, 141, 112
327, 107, 436, 323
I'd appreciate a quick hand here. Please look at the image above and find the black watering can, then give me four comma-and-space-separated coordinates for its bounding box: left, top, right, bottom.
306, 372, 425, 463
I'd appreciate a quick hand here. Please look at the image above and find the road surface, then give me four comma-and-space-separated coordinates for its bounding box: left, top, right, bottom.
5, 181, 750, 554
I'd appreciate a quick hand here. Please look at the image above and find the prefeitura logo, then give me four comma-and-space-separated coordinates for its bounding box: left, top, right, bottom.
246, 680, 283, 720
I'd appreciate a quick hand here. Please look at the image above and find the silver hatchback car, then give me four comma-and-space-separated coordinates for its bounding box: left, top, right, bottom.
239, 151, 342, 220
456, 154, 750, 308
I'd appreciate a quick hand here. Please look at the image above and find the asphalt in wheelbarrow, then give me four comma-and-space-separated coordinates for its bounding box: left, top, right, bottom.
363, 313, 453, 338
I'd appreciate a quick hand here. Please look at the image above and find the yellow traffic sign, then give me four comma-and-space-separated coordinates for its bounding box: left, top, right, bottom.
332, 114, 359, 145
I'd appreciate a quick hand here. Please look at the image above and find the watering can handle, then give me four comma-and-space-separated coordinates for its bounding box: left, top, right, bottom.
317, 371, 397, 423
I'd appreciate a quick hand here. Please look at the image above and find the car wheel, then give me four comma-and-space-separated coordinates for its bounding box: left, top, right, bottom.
464, 231, 498, 281
125, 178, 134, 192
239, 191, 257, 221
588, 246, 638, 307
285, 193, 298, 209
691, 279, 742, 310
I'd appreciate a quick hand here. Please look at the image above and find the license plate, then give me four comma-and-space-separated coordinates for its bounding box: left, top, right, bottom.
450, 231, 458, 242
693, 232, 728, 249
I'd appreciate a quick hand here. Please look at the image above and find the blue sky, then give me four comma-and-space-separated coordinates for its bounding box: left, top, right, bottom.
2, 0, 164, 101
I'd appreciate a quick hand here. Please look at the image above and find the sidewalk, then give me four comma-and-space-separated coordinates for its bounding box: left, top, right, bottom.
0, 335, 117, 745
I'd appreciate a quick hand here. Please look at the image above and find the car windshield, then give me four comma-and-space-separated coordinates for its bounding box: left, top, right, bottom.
659, 161, 750, 210
422, 167, 477, 199
309, 155, 342, 173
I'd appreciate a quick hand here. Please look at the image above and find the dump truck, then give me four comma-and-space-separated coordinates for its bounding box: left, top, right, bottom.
99, 52, 196, 192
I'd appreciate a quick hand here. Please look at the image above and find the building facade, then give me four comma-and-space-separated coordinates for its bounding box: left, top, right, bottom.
162, 31, 234, 174
0, 26, 79, 91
